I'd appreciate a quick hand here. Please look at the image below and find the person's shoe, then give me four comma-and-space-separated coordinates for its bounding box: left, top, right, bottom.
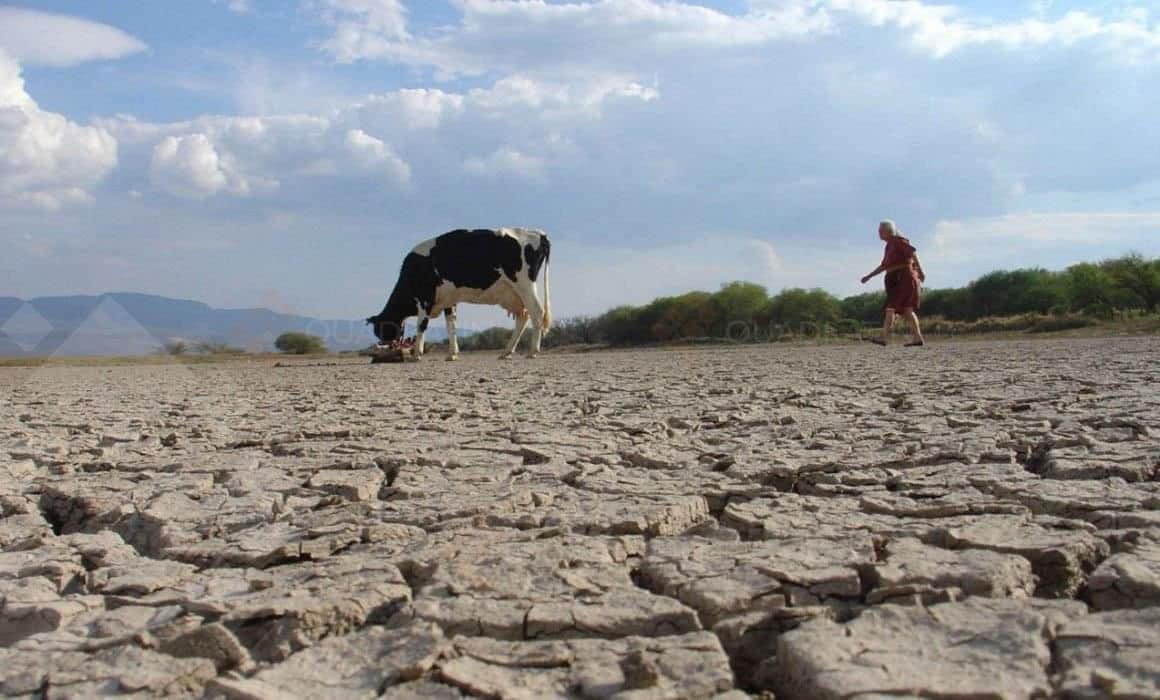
905, 339, 925, 347
866, 338, 887, 346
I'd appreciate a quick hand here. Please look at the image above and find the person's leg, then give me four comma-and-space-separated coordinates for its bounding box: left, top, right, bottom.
881, 308, 897, 345
901, 309, 924, 345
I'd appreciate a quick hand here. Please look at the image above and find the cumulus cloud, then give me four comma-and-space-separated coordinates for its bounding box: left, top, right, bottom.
283, 0, 1160, 240
463, 147, 545, 181
313, 0, 1160, 81
464, 75, 658, 120
97, 0, 1160, 216
316, 0, 410, 63
822, 0, 1160, 59
927, 211, 1160, 265
349, 88, 465, 131
313, 0, 832, 75
216, 0, 253, 13
0, 51, 118, 210
104, 67, 657, 202
7, 1, 1160, 317
343, 128, 411, 184
150, 134, 252, 199
119, 113, 415, 199
0, 7, 146, 67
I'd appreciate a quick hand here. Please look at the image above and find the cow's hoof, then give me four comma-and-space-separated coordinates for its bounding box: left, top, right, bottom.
524, 353, 539, 359
445, 354, 459, 362
498, 353, 513, 361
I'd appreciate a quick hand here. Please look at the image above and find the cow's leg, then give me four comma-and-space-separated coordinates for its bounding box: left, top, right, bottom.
511, 282, 547, 359
414, 311, 430, 358
444, 307, 459, 361
523, 296, 547, 358
499, 311, 529, 360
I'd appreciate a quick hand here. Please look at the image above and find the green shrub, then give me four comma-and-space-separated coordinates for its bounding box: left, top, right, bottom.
162, 341, 188, 356
274, 332, 327, 354
195, 341, 247, 355
458, 327, 511, 352
1028, 315, 1096, 334
1082, 303, 1114, 320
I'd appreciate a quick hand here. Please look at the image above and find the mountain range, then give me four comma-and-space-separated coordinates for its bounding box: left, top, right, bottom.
0, 292, 453, 357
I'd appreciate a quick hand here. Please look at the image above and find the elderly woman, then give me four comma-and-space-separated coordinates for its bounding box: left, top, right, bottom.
861, 219, 926, 347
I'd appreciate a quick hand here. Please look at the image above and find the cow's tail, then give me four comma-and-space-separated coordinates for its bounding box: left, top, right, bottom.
541, 236, 552, 334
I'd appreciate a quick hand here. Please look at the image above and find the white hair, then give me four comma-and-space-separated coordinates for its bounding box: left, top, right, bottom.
879, 219, 899, 236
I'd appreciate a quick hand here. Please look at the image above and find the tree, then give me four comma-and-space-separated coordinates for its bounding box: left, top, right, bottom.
459, 327, 511, 351
274, 332, 327, 354
1063, 263, 1115, 313
840, 292, 887, 324
1102, 253, 1160, 311
921, 287, 972, 320
966, 269, 1064, 318
162, 341, 188, 356
766, 288, 842, 331
713, 281, 768, 333
600, 305, 645, 346
518, 252, 1155, 349
196, 341, 246, 355
1014, 270, 1068, 314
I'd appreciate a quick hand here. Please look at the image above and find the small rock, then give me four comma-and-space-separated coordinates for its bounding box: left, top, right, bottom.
1086, 541, 1160, 610
1054, 607, 1160, 698
98, 431, 140, 447
620, 649, 661, 689
161, 622, 253, 673
774, 598, 1086, 699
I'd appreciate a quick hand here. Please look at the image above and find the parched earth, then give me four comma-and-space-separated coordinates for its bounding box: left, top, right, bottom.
2, 336, 1158, 699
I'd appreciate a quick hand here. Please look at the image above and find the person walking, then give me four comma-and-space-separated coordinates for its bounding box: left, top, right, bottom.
861, 219, 926, 347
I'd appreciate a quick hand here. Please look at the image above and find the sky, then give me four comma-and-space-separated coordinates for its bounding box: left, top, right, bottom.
2, 0, 1159, 328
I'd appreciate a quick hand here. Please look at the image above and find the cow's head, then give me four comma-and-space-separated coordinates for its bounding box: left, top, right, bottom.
366, 313, 405, 345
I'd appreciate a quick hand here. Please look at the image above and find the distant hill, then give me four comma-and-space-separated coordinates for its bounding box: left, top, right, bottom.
0, 292, 453, 357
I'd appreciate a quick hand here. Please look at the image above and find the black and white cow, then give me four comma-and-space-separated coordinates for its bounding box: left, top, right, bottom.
366, 228, 552, 360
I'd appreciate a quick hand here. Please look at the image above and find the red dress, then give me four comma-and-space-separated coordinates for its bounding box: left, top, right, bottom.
882, 236, 921, 311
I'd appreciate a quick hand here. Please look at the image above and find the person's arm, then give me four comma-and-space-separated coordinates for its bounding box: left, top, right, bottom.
861, 260, 912, 283
861, 264, 886, 284
913, 254, 926, 283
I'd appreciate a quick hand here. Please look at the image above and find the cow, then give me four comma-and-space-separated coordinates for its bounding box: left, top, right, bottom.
366, 228, 552, 361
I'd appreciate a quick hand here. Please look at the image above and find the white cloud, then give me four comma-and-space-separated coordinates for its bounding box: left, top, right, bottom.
822, 0, 1160, 59
8, 1, 1160, 320
343, 128, 411, 184
465, 75, 658, 120
749, 239, 785, 277
927, 211, 1160, 265
216, 0, 253, 13
313, 0, 832, 75
351, 88, 465, 130
0, 7, 146, 67
120, 113, 411, 199
934, 211, 1160, 245
149, 133, 253, 199
316, 0, 410, 63
8, 188, 96, 210
463, 147, 545, 181
312, 0, 1160, 82
0, 51, 118, 210
103, 68, 658, 201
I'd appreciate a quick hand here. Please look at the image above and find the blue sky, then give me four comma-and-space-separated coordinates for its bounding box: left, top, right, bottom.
2, 0, 1159, 326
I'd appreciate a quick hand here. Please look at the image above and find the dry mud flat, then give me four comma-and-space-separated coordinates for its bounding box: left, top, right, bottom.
2, 336, 1158, 699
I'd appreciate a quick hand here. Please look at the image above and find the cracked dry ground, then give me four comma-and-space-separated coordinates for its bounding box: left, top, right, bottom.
2, 337, 1159, 700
